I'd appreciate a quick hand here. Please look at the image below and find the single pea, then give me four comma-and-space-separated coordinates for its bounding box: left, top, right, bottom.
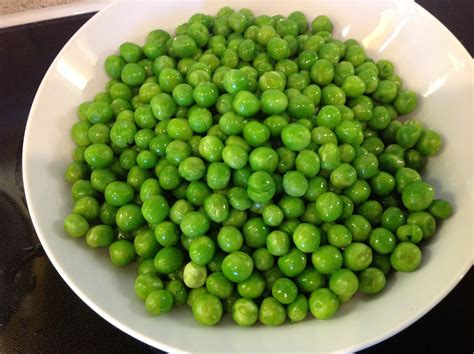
64, 213, 89, 238
261, 204, 284, 227
206, 162, 231, 190
295, 267, 326, 293
150, 93, 176, 121
183, 261, 207, 289
266, 231, 291, 257
217, 226, 243, 253
158, 164, 181, 190
327, 224, 353, 248
343, 242, 373, 271
249, 147, 279, 173
427, 199, 453, 220
318, 143, 341, 170
279, 196, 305, 219
199, 135, 224, 162
252, 248, 275, 272
232, 90, 260, 117
243, 121, 270, 147
402, 181, 435, 211
393, 89, 417, 115
358, 267, 386, 294
109, 239, 135, 266
272, 278, 298, 305
380, 206, 406, 232
166, 279, 188, 306
293, 223, 321, 253
283, 171, 309, 197
219, 112, 245, 136
416, 129, 442, 156
259, 297, 287, 326
329, 268, 359, 299
247, 171, 275, 203
222, 251, 254, 283
295, 150, 320, 178
180, 211, 210, 238
310, 59, 334, 86
154, 246, 184, 274
116, 204, 145, 232
278, 248, 307, 277
145, 289, 173, 316
396, 122, 423, 148
396, 224, 423, 243
369, 228, 396, 254
237, 272, 266, 299
227, 187, 252, 211
204, 193, 230, 222
309, 288, 340, 320
192, 293, 223, 326
189, 236, 216, 266
242, 217, 270, 248
330, 163, 357, 189
344, 45, 366, 66
316, 192, 343, 222
154, 221, 179, 247
86, 224, 115, 248
390, 242, 422, 272
370, 171, 395, 197
288, 94, 315, 119
261, 89, 288, 115
405, 149, 426, 171
178, 157, 206, 182
281, 123, 311, 152
232, 298, 259, 326
352, 153, 379, 179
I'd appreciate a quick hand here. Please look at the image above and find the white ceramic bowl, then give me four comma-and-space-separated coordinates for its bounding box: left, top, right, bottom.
23, 0, 473, 352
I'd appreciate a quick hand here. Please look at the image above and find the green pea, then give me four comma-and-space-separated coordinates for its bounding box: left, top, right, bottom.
109, 239, 136, 266
396, 224, 423, 244
180, 211, 210, 238
310, 59, 334, 86
259, 297, 287, 326
402, 181, 435, 211
427, 199, 453, 220
278, 248, 307, 277
343, 242, 372, 271
390, 242, 422, 272
415, 129, 442, 156
358, 267, 386, 294
232, 298, 259, 326
309, 288, 340, 320
222, 251, 254, 283
249, 147, 278, 173
204, 193, 230, 222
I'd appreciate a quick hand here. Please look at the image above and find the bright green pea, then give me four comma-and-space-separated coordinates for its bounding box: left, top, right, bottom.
343, 242, 372, 271
427, 199, 453, 220
180, 211, 210, 238
390, 242, 422, 272
309, 288, 339, 320
402, 181, 435, 211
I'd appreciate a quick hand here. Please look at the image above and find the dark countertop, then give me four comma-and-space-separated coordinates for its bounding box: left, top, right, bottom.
0, 1, 472, 352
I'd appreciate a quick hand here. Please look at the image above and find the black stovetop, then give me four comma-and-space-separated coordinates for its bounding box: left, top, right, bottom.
1, 1, 472, 352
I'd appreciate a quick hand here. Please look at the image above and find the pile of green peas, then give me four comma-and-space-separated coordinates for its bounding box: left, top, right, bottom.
64, 7, 453, 326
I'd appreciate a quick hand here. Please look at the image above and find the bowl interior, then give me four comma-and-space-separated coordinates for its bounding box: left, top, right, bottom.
23, 0, 473, 352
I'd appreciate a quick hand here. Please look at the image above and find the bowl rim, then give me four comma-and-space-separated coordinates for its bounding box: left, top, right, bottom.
22, 1, 473, 352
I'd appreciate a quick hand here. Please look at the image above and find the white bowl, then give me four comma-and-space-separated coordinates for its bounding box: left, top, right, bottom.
23, 0, 473, 352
